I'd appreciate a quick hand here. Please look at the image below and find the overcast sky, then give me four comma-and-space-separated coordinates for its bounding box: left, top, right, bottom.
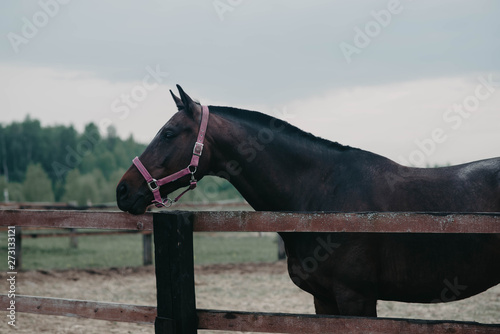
1, 0, 499, 167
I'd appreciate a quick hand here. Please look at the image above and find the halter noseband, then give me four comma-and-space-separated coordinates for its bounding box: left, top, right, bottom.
132, 105, 210, 208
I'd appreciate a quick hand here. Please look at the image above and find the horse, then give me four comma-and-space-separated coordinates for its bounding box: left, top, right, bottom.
116, 85, 500, 317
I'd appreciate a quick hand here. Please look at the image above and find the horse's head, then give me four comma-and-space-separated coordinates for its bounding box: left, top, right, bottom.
116, 85, 212, 214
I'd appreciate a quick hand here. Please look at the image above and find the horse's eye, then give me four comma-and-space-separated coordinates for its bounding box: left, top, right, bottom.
163, 130, 176, 139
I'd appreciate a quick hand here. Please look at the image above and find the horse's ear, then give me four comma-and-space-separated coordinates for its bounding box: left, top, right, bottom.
170, 89, 184, 111
176, 84, 199, 119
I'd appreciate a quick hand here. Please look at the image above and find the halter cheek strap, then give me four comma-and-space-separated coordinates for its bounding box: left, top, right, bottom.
133, 105, 210, 208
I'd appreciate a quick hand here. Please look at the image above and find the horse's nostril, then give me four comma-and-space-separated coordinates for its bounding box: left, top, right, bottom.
117, 182, 128, 200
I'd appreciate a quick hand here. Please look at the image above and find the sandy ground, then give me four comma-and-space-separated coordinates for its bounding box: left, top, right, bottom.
1, 262, 499, 333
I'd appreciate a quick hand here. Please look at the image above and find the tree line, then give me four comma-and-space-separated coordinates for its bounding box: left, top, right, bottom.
0, 116, 145, 205
0, 116, 243, 205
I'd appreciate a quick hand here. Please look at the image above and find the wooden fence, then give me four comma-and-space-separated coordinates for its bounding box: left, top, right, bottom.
6, 227, 152, 269
0, 200, 276, 268
0, 202, 153, 269
1, 210, 500, 333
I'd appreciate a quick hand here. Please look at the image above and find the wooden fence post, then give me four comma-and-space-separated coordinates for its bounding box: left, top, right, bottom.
143, 232, 153, 265
69, 228, 78, 248
153, 211, 197, 334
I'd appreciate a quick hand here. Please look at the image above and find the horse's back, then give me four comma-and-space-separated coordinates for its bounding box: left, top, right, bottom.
434, 157, 500, 212
378, 157, 500, 212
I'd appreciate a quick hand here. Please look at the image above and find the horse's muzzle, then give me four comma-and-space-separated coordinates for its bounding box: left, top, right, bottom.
116, 180, 147, 215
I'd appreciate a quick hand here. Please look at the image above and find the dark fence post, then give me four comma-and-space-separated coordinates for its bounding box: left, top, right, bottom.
69, 228, 78, 248
143, 232, 153, 265
153, 211, 197, 334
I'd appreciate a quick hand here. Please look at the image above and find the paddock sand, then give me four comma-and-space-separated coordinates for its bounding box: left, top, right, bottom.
1, 261, 499, 333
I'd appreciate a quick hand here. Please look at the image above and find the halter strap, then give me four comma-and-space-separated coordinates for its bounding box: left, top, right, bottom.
133, 105, 210, 207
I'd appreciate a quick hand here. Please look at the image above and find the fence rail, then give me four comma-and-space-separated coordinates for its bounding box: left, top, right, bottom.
0, 210, 154, 269
2, 209, 500, 233
1, 210, 500, 333
2, 295, 498, 334
0, 294, 156, 324
196, 309, 500, 334
0, 209, 152, 230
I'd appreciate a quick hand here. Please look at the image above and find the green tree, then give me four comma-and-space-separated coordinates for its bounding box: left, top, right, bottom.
7, 182, 24, 202
61, 169, 80, 204
106, 124, 118, 148
96, 151, 117, 179
89, 169, 109, 203
105, 168, 127, 203
22, 163, 54, 202
0, 117, 147, 203
79, 153, 98, 175
83, 122, 101, 144
61, 169, 101, 206
109, 168, 126, 186
78, 173, 100, 205
0, 177, 8, 202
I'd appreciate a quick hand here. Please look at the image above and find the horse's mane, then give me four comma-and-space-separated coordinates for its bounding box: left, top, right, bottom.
208, 105, 357, 152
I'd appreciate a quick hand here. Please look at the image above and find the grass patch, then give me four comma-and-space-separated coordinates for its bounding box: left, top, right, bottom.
0, 232, 144, 270
193, 232, 278, 265
0, 230, 279, 271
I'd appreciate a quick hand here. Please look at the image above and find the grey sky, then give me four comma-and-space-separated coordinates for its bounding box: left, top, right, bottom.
1, 0, 499, 166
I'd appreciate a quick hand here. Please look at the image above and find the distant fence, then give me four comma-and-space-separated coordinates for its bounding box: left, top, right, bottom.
1, 210, 500, 333
0, 200, 254, 269
5, 227, 153, 269
0, 201, 117, 210
0, 202, 152, 268
0, 200, 251, 211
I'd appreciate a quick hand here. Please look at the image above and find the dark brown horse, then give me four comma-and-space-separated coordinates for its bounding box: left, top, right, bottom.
117, 85, 500, 317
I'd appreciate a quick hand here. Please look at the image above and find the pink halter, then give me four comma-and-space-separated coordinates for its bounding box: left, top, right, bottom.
132, 105, 210, 208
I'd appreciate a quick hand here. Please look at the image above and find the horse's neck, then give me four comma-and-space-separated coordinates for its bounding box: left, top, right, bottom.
209, 113, 341, 211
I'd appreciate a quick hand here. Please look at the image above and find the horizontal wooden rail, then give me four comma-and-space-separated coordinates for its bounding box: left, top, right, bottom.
0, 202, 116, 210
197, 309, 500, 334
0, 210, 153, 230
21, 230, 151, 238
0, 294, 156, 324
2, 210, 500, 233
193, 211, 500, 233
1, 295, 499, 333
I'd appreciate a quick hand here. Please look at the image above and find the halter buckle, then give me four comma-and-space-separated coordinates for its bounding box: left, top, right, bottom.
147, 179, 159, 192
193, 142, 204, 156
